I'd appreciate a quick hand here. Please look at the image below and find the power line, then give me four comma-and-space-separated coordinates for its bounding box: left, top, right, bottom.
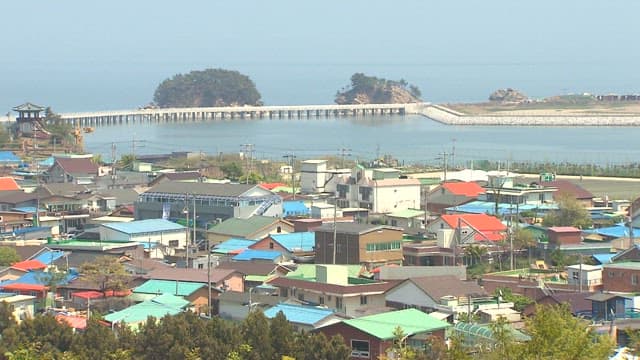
240, 144, 255, 184
338, 147, 352, 168
283, 153, 297, 200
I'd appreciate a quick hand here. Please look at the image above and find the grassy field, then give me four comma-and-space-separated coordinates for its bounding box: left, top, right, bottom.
518, 174, 640, 201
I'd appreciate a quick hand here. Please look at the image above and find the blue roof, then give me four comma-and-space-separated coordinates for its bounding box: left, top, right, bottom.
263, 303, 335, 325
283, 201, 310, 217
592, 253, 616, 265
31, 249, 65, 265
12, 207, 39, 214
212, 238, 256, 254
0, 270, 77, 287
0, 151, 21, 163
584, 225, 640, 239
232, 249, 282, 261
270, 232, 315, 252
7, 226, 51, 236
102, 219, 185, 234
447, 200, 557, 216
39, 157, 55, 167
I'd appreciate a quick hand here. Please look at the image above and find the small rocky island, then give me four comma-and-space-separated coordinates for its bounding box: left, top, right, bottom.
335, 73, 422, 104
153, 68, 262, 108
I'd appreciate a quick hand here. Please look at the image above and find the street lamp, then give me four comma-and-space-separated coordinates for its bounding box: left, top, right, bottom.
248, 287, 255, 313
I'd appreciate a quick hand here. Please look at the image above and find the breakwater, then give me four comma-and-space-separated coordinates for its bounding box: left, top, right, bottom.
418, 104, 640, 126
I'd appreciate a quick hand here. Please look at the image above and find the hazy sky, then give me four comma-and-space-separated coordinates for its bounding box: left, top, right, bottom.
1, 1, 639, 112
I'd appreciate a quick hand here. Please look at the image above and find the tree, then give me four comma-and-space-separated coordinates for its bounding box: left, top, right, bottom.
512, 227, 537, 264
118, 154, 136, 170
79, 256, 130, 295
0, 124, 11, 147
520, 304, 614, 359
495, 287, 533, 312
463, 245, 487, 267
269, 311, 301, 359
220, 162, 243, 181
0, 301, 17, 333
1, 314, 74, 357
542, 193, 592, 229
378, 326, 417, 360
0, 246, 20, 266
153, 68, 262, 108
44, 108, 74, 145
241, 311, 273, 360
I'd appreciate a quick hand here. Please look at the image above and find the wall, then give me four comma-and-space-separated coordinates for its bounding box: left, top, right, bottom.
359, 229, 404, 265
371, 184, 420, 213
385, 282, 436, 309
603, 267, 640, 293
548, 231, 581, 246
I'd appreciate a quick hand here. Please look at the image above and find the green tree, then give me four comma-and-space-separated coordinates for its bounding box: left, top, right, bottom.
270, 311, 301, 359
153, 68, 262, 108
241, 311, 273, 360
445, 332, 471, 360
0, 301, 16, 333
513, 227, 537, 264
79, 256, 130, 295
0, 246, 20, 266
495, 287, 533, 312
118, 154, 136, 170
542, 193, 592, 229
0, 124, 11, 147
70, 319, 120, 360
520, 304, 614, 359
484, 316, 519, 359
378, 326, 417, 360
220, 162, 243, 181
1, 314, 74, 357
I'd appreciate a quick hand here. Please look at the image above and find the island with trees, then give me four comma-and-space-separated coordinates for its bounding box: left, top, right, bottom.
335, 73, 422, 105
153, 68, 262, 108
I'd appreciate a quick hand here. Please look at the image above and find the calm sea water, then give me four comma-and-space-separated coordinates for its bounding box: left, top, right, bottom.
83, 114, 640, 167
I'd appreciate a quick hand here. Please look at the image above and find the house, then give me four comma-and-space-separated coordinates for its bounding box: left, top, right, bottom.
314, 223, 404, 266
0, 293, 36, 323
135, 181, 283, 223
267, 264, 398, 318
385, 275, 487, 314
0, 151, 23, 167
427, 213, 507, 245
46, 157, 100, 184
547, 226, 582, 246
249, 232, 315, 263
290, 218, 323, 232
426, 182, 485, 214
282, 200, 310, 218
522, 292, 594, 317
317, 309, 450, 360
0, 177, 21, 192
385, 209, 425, 234
263, 303, 343, 331
403, 244, 455, 266
148, 171, 202, 187
211, 238, 257, 258
539, 179, 594, 207
103, 293, 189, 329
207, 216, 294, 245
216, 260, 287, 289
566, 264, 602, 288
0, 270, 78, 306
0, 191, 38, 212
131, 279, 209, 312
144, 267, 244, 293
603, 262, 640, 292
231, 249, 285, 263
335, 166, 421, 213
99, 219, 186, 257
478, 308, 521, 323
587, 293, 630, 321
481, 171, 557, 207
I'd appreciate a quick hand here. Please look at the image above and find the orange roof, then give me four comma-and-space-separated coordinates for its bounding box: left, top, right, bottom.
441, 214, 507, 232
0, 177, 20, 191
56, 314, 87, 330
441, 182, 484, 197
11, 259, 47, 271
259, 182, 287, 190
549, 226, 581, 233
0, 283, 46, 292
71, 289, 132, 299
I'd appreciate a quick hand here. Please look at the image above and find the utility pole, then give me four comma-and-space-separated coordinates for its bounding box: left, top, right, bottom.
283, 153, 297, 200
332, 197, 338, 264
241, 144, 254, 184
338, 148, 352, 168
438, 151, 450, 182
451, 138, 457, 170
184, 194, 190, 268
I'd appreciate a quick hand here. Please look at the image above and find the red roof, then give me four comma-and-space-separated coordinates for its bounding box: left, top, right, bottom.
549, 226, 581, 233
56, 314, 87, 330
540, 180, 593, 200
259, 182, 286, 190
441, 182, 485, 197
441, 214, 507, 232
0, 177, 20, 191
0, 283, 46, 292
11, 259, 47, 271
71, 290, 132, 299
53, 157, 99, 175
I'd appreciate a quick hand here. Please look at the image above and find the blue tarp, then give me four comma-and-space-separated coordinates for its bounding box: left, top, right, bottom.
584, 225, 640, 239
232, 249, 281, 261
32, 249, 66, 265
446, 200, 558, 216
0, 151, 22, 164
283, 201, 310, 217
270, 232, 315, 252
592, 253, 616, 265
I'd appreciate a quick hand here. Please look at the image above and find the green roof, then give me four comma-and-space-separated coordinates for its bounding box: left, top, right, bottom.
343, 309, 450, 340
605, 262, 640, 270
208, 216, 280, 237
104, 294, 187, 325
418, 178, 441, 185
454, 322, 531, 342
388, 209, 425, 219
133, 279, 205, 297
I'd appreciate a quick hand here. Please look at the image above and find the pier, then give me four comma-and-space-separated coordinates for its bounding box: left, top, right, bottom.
56, 103, 414, 127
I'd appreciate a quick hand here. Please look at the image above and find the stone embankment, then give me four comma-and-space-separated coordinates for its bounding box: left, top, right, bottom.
414, 104, 640, 126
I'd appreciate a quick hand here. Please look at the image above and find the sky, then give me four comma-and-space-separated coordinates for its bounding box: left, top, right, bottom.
1, 1, 639, 112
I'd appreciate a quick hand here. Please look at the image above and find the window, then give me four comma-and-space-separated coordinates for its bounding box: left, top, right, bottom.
366, 241, 402, 252
277, 226, 282, 233
336, 297, 343, 309
280, 288, 289, 298
168, 240, 179, 247
360, 295, 368, 305
269, 242, 274, 249
351, 340, 370, 358
391, 220, 398, 227
198, 264, 204, 269
633, 274, 638, 285
609, 271, 615, 278
297, 293, 304, 301
319, 296, 325, 305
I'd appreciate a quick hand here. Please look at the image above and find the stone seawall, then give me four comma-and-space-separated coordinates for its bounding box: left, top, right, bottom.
415, 104, 640, 126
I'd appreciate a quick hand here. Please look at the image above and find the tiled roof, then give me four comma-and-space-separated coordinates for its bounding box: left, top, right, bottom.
342, 308, 450, 340
266, 232, 315, 252
212, 238, 256, 254
232, 249, 282, 261
315, 222, 403, 235
263, 303, 335, 325
441, 182, 485, 197
540, 179, 593, 200
103, 294, 186, 324
53, 157, 98, 175
56, 314, 87, 330
0, 190, 38, 205
0, 177, 20, 191
162, 172, 201, 181
101, 219, 185, 235
260, 182, 287, 190
12, 102, 45, 111
144, 267, 238, 285
216, 261, 279, 276
267, 276, 398, 296
208, 216, 288, 237
548, 226, 581, 233
134, 279, 205, 296
400, 275, 486, 300
441, 214, 507, 232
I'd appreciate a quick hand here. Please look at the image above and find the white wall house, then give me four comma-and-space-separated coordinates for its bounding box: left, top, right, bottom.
567, 264, 602, 287
99, 219, 186, 257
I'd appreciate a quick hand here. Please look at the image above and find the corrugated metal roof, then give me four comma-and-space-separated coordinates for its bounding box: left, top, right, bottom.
145, 181, 256, 197
103, 294, 186, 324
212, 238, 256, 253
269, 232, 315, 252
31, 249, 66, 265
208, 216, 284, 237
134, 279, 205, 296
342, 309, 450, 340
232, 249, 281, 261
263, 303, 334, 325
102, 219, 185, 234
